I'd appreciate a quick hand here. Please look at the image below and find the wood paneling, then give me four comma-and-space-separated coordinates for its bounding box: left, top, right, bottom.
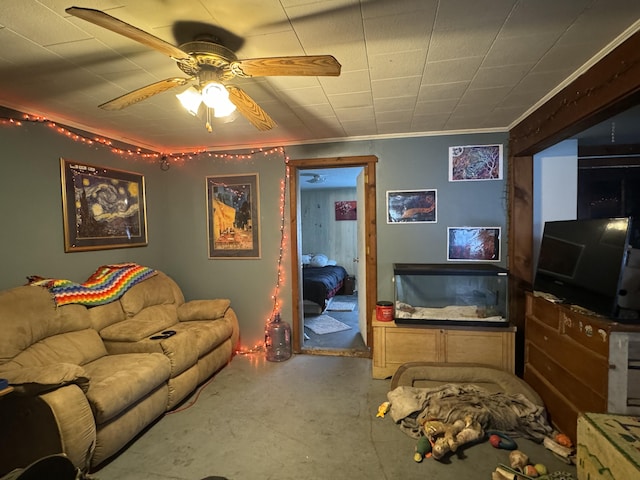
300, 188, 357, 275
510, 30, 640, 157
508, 30, 640, 376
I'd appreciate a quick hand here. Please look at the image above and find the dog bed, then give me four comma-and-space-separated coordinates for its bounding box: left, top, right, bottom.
390, 362, 543, 407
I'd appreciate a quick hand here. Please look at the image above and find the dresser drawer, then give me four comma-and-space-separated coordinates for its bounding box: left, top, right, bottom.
560, 308, 610, 357
526, 315, 608, 394
528, 294, 561, 329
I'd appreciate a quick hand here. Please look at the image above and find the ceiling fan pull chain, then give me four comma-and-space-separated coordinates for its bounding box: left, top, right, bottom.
205, 108, 213, 133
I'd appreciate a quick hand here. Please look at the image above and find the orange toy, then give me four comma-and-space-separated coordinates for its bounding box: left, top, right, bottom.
555, 432, 573, 448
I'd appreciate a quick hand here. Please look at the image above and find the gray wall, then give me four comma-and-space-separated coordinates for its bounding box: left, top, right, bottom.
287, 134, 509, 302
0, 118, 507, 347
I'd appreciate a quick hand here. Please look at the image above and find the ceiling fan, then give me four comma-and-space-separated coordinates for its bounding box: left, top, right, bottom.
301, 173, 327, 184
65, 7, 341, 132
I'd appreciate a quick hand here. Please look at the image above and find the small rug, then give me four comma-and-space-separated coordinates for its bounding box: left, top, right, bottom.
305, 315, 352, 335
327, 300, 356, 311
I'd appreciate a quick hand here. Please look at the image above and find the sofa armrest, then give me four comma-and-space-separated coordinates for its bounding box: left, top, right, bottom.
0, 383, 96, 474
1, 363, 90, 395
178, 299, 231, 321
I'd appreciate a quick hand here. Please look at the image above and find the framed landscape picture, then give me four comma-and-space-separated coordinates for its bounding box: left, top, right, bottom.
386, 189, 437, 224
447, 226, 501, 261
60, 158, 147, 252
448, 144, 503, 181
206, 173, 260, 259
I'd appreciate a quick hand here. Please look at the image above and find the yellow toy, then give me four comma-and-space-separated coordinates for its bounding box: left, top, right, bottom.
376, 401, 391, 418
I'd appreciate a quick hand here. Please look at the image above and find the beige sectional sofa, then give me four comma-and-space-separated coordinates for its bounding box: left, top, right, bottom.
0, 269, 239, 476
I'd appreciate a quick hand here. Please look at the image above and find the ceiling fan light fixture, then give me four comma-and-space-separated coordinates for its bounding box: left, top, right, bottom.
201, 82, 237, 117
176, 86, 202, 116
212, 97, 237, 118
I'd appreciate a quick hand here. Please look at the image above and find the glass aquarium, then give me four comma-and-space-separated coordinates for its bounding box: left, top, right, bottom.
393, 263, 509, 327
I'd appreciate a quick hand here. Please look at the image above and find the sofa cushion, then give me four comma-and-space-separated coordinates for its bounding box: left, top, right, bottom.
103, 330, 199, 378
178, 299, 230, 321
179, 318, 234, 356
161, 273, 186, 306
83, 352, 171, 424
99, 304, 177, 342
0, 286, 91, 363
120, 273, 177, 316
87, 300, 125, 332
5, 329, 107, 369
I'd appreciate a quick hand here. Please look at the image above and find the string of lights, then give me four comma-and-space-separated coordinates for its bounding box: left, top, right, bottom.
235, 153, 289, 357
3, 110, 290, 358
0, 112, 285, 162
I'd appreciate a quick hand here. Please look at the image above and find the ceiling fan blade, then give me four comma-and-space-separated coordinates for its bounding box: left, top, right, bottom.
230, 55, 341, 78
99, 77, 191, 111
66, 7, 196, 66
226, 87, 276, 131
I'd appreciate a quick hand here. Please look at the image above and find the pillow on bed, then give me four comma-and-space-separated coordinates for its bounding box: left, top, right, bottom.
310, 254, 328, 267
327, 259, 337, 266
301, 254, 312, 265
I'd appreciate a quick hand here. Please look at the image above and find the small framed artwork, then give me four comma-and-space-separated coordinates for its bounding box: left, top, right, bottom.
449, 144, 503, 181
60, 158, 148, 252
206, 173, 260, 259
335, 201, 357, 221
447, 227, 501, 261
386, 189, 437, 224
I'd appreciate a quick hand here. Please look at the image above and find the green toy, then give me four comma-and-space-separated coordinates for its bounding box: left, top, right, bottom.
414, 436, 432, 462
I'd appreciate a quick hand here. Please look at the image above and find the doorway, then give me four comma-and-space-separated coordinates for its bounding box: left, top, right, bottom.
288, 155, 378, 357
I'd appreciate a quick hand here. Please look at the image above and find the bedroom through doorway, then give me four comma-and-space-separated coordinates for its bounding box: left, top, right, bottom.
288, 156, 378, 358
299, 167, 366, 354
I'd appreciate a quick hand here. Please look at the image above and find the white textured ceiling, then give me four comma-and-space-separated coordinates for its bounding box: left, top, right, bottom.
0, 0, 639, 153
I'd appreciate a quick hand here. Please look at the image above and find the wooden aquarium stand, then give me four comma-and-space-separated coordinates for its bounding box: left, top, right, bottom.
372, 317, 516, 379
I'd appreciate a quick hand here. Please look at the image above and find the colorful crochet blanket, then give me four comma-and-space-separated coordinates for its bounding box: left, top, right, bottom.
30, 263, 157, 306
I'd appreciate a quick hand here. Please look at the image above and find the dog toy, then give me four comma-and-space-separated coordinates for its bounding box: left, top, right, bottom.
421, 416, 484, 460
509, 450, 529, 470
487, 431, 517, 450
413, 436, 432, 462
554, 432, 573, 448
376, 401, 390, 418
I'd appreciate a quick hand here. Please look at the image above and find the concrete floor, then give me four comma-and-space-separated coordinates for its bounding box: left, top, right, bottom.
93, 355, 577, 480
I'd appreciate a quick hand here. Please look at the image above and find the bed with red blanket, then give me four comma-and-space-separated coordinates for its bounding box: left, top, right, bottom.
303, 265, 348, 310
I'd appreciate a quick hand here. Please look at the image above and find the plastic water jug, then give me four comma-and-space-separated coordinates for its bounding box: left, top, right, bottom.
265, 313, 292, 362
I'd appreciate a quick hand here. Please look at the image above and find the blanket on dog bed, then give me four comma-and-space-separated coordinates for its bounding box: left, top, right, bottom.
388, 383, 554, 441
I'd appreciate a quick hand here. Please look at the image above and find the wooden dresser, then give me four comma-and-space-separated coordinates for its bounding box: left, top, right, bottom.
524, 292, 640, 442
372, 318, 516, 379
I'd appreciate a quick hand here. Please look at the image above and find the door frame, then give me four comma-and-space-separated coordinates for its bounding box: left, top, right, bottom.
288, 155, 378, 356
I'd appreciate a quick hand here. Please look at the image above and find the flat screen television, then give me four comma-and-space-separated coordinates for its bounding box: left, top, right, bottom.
534, 217, 637, 319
